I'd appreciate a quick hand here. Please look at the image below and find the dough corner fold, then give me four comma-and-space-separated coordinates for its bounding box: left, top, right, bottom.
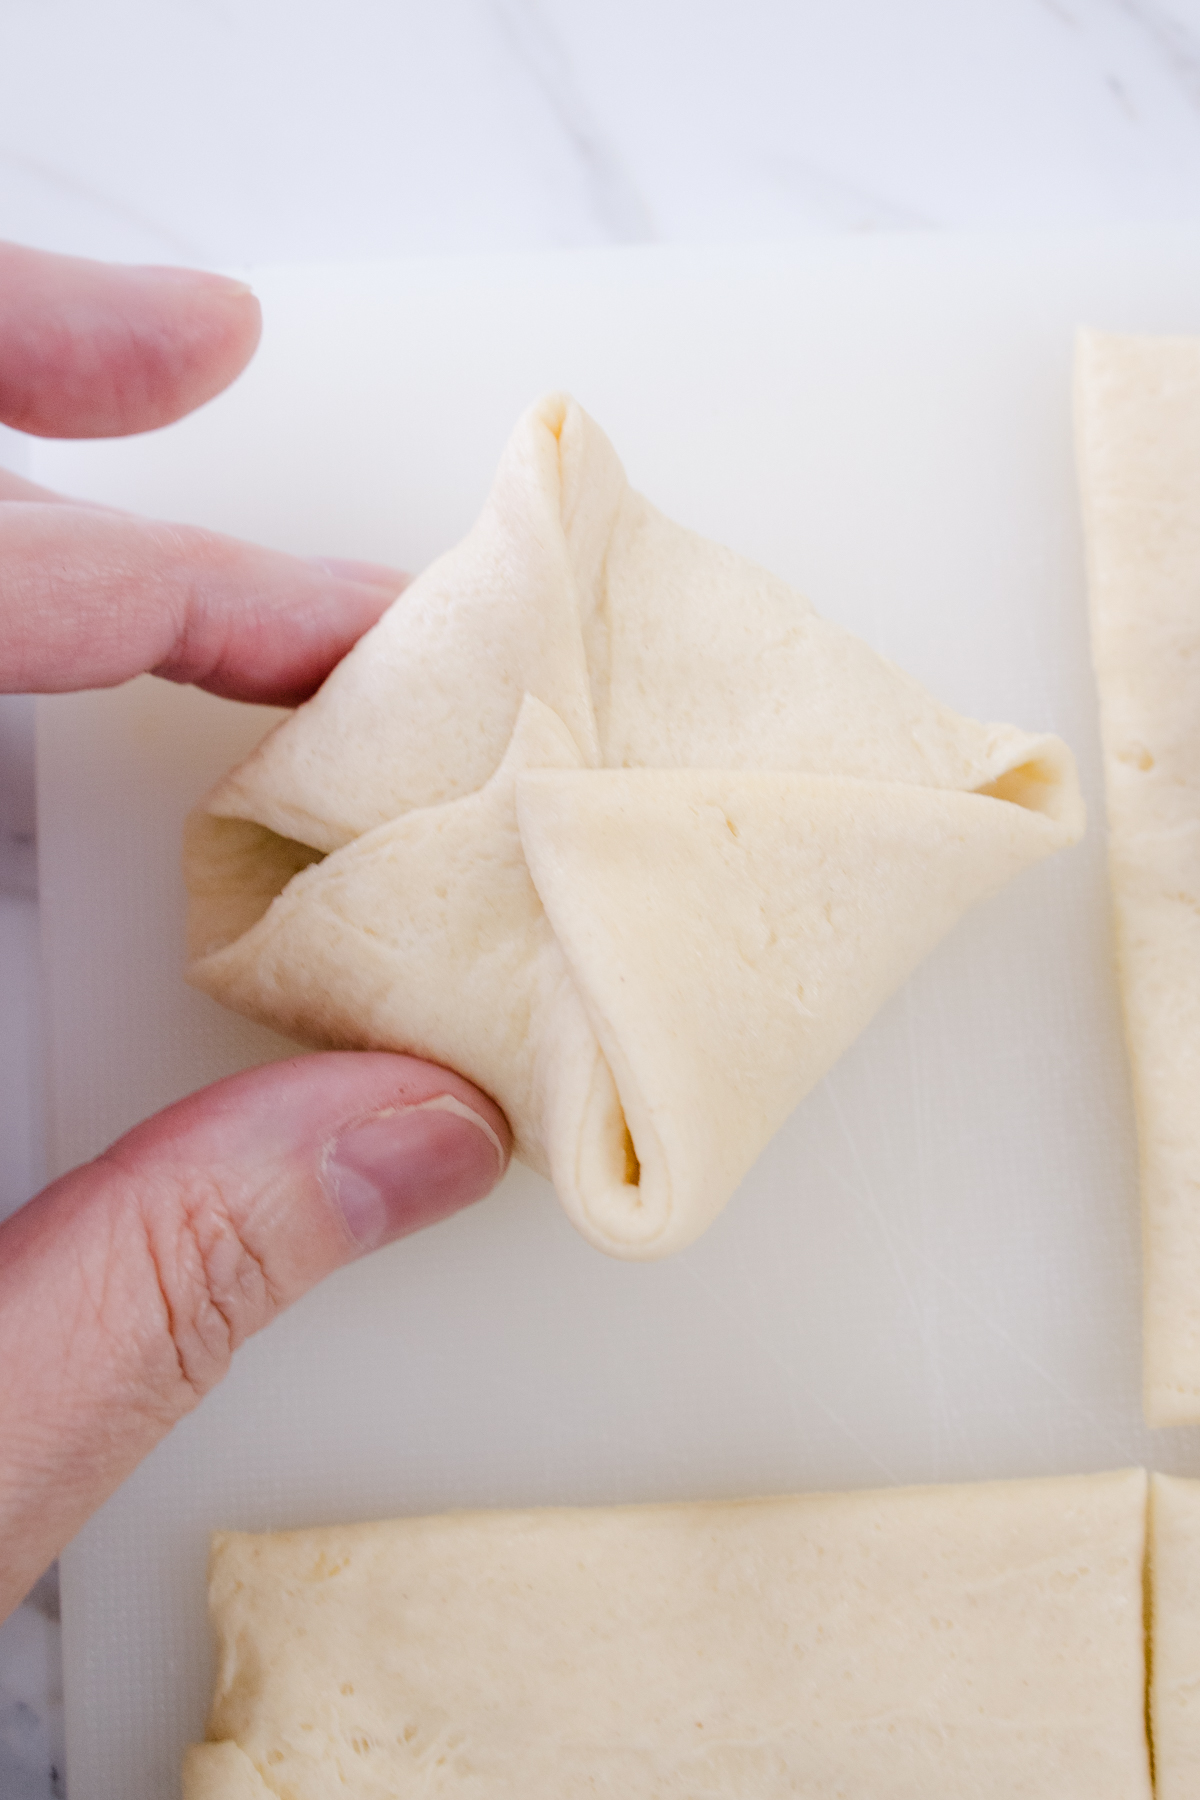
182, 1470, 1151, 1798
516, 764, 1080, 1257
1075, 329, 1200, 1422
185, 393, 1084, 1257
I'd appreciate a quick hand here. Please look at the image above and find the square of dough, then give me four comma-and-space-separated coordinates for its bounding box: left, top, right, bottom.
185, 1470, 1150, 1798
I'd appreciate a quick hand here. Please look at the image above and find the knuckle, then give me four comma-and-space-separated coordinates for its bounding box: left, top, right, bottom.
105, 1155, 282, 1406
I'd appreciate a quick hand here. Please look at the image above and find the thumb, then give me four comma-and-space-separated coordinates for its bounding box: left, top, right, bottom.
0, 1053, 509, 1618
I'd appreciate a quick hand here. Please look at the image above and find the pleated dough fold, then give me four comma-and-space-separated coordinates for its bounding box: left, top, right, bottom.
187, 394, 1084, 1257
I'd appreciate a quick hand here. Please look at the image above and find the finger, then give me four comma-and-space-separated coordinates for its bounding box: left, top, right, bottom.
0, 242, 262, 439
0, 1053, 510, 1616
0, 503, 407, 704
0, 471, 77, 503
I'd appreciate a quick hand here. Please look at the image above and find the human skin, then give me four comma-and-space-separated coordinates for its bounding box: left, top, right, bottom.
0, 243, 512, 1619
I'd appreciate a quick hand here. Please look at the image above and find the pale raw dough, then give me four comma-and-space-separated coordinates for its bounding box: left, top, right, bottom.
186, 393, 1084, 1257
1076, 333, 1200, 1424
182, 1741, 274, 1799
1150, 1473, 1200, 1799
183, 1471, 1150, 1799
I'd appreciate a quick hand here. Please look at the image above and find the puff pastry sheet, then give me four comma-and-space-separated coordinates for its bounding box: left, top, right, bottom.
187, 394, 1083, 1256
1076, 333, 1200, 1422
183, 1472, 1150, 1799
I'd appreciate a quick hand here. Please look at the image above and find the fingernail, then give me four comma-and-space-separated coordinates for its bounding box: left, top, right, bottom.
131, 264, 254, 297
306, 556, 408, 594
324, 1097, 506, 1251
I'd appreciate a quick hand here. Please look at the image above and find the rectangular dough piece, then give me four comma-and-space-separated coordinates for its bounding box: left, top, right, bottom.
1076, 332, 1200, 1425
1150, 1473, 1200, 1800
184, 1471, 1151, 1799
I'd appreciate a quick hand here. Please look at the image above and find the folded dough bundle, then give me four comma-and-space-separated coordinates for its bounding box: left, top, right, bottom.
182, 1472, 1151, 1799
186, 394, 1084, 1257
1076, 333, 1200, 1425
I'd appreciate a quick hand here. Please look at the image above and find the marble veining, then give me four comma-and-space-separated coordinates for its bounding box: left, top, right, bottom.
1116, 0, 1200, 111
0, 1572, 64, 1800
3, 3, 1200, 1794
489, 0, 659, 244
0, 142, 209, 264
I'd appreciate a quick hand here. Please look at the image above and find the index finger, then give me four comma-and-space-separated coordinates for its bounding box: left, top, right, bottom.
0, 502, 405, 704
0, 242, 262, 440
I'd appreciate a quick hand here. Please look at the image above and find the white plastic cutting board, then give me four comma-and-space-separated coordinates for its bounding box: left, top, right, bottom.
34, 234, 1200, 1798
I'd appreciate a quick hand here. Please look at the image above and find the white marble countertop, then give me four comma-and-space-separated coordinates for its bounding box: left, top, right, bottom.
4, 2, 1200, 1794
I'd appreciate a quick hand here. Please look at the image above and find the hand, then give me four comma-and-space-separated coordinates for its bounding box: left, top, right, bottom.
0, 244, 511, 1619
